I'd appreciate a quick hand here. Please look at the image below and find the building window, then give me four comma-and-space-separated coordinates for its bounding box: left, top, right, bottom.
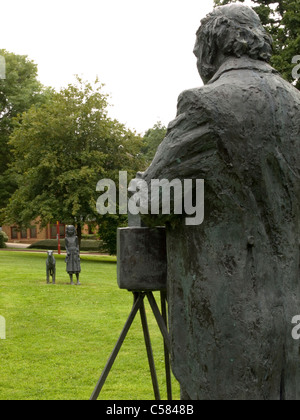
50, 225, 57, 239
50, 224, 65, 239
30, 226, 37, 239
21, 229, 27, 239
11, 227, 18, 240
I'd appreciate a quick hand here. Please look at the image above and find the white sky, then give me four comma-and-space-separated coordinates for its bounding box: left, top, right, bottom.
1, 0, 216, 134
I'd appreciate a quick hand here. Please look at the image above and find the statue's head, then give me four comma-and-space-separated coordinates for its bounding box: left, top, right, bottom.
66, 225, 76, 237
194, 4, 273, 84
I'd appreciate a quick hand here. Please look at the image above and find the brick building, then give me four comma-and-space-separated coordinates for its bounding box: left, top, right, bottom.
1, 220, 90, 244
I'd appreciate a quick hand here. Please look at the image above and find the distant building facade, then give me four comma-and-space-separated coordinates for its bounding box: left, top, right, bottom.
1, 221, 66, 244
1, 220, 90, 244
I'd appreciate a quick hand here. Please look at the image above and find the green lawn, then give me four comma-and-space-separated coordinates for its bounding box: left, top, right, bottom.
0, 251, 179, 400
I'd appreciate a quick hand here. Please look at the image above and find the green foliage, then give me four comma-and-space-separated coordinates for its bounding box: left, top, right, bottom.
0, 50, 50, 218
142, 122, 167, 163
0, 231, 8, 248
97, 214, 128, 255
213, 0, 300, 90
97, 122, 168, 256
4, 77, 145, 235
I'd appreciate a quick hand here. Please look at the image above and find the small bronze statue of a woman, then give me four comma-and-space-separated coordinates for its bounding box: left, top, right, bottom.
65, 225, 81, 285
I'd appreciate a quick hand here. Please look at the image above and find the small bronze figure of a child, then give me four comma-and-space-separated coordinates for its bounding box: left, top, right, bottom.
65, 225, 81, 285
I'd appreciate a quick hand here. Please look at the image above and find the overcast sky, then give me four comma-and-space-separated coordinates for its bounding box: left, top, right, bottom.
1, 0, 218, 133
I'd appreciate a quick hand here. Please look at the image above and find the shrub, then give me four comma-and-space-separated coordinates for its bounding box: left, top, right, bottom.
0, 231, 8, 248
28, 239, 104, 252
98, 214, 127, 255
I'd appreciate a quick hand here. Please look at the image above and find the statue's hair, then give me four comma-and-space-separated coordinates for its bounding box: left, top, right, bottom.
196, 4, 273, 79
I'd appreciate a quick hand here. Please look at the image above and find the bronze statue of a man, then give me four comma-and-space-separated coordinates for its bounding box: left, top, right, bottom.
142, 4, 300, 400
65, 225, 81, 285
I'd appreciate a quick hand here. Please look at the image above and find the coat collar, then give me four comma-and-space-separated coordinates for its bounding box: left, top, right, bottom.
207, 56, 278, 85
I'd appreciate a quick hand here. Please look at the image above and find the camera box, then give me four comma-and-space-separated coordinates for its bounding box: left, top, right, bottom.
117, 227, 167, 291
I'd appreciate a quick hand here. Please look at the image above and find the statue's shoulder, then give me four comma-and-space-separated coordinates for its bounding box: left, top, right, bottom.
176, 83, 226, 116
177, 87, 206, 114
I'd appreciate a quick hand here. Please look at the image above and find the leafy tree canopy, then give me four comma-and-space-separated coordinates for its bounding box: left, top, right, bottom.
4, 77, 145, 243
142, 121, 167, 163
0, 50, 51, 214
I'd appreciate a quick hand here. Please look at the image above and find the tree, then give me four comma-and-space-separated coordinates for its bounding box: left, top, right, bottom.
4, 77, 145, 247
142, 121, 167, 162
214, 0, 300, 90
0, 50, 49, 220
97, 214, 127, 255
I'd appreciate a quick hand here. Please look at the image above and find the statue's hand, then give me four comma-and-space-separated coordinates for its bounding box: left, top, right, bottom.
128, 171, 145, 198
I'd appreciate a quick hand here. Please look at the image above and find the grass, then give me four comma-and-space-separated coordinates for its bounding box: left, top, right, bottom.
0, 251, 180, 400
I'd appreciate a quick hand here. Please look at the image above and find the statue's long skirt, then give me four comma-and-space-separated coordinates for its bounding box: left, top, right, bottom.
66, 252, 81, 274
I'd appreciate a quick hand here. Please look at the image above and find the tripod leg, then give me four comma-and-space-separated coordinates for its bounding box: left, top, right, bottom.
139, 299, 161, 400
90, 293, 144, 401
147, 292, 171, 353
161, 291, 172, 401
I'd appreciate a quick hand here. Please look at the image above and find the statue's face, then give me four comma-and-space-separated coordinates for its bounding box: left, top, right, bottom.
66, 226, 75, 236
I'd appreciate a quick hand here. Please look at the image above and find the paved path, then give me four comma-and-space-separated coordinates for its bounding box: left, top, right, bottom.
6, 243, 30, 249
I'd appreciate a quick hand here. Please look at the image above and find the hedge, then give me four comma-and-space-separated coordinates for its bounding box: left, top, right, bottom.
28, 239, 105, 252
0, 231, 8, 248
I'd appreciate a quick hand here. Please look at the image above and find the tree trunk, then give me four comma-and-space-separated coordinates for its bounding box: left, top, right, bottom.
77, 223, 82, 250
